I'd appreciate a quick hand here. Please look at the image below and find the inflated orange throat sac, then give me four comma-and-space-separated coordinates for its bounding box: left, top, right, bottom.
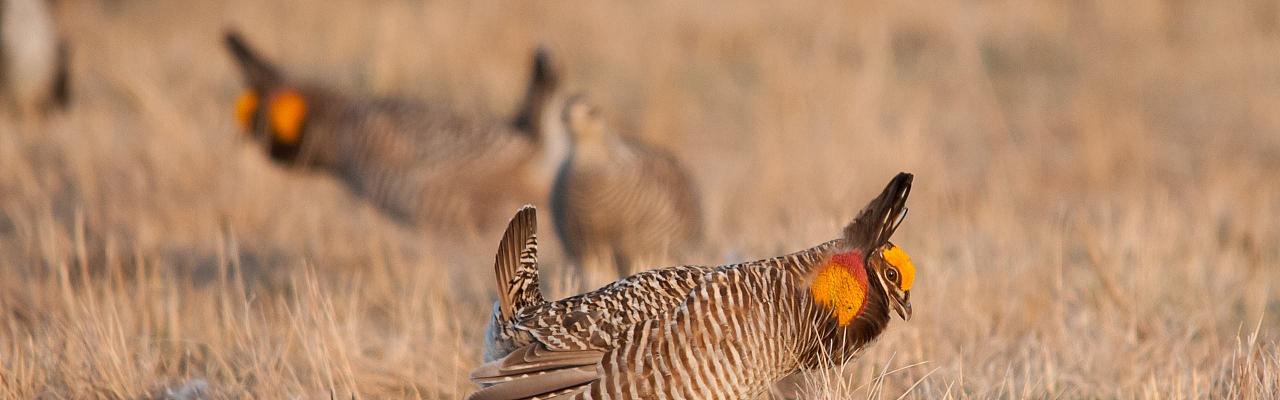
810, 251, 870, 326
267, 89, 308, 145
234, 90, 259, 132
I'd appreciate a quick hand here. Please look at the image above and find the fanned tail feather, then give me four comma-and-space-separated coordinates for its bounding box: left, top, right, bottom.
495, 205, 545, 320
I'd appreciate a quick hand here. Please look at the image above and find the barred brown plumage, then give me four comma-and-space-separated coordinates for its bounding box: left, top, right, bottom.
222, 30, 560, 232
550, 96, 704, 281
474, 173, 916, 400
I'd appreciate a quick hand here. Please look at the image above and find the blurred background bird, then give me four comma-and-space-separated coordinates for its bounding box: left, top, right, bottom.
0, 0, 70, 121
550, 95, 704, 287
224, 30, 559, 236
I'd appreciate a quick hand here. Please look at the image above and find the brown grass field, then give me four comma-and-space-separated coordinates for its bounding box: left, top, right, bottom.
2, 1, 1279, 398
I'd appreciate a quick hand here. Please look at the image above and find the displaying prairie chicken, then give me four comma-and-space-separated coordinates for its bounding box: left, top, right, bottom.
550, 96, 704, 279
1, 0, 71, 118
474, 172, 916, 400
223, 30, 561, 231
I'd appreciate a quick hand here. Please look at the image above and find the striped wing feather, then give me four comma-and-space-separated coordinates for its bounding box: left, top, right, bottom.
472, 344, 604, 386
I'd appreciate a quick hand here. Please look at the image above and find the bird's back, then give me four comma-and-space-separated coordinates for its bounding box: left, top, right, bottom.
328, 98, 540, 230
582, 266, 811, 400
514, 264, 712, 351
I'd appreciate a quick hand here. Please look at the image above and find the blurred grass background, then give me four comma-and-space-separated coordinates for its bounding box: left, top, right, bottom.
1, 0, 1278, 398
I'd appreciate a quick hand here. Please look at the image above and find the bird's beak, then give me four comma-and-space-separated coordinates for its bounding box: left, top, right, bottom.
891, 290, 912, 321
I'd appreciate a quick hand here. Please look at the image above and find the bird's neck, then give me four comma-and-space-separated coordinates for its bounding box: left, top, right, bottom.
798, 246, 893, 367
809, 250, 871, 326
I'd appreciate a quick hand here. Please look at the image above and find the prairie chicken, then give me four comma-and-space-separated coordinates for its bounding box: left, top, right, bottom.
223, 30, 560, 231
1, 0, 71, 118
475, 173, 916, 400
550, 96, 704, 279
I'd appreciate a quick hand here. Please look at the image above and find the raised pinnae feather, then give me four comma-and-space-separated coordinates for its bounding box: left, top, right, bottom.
842, 172, 913, 251
222, 29, 283, 89
494, 205, 545, 320
511, 46, 561, 135
532, 47, 558, 86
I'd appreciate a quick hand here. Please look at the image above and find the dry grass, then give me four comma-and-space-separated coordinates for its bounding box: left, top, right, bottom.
2, 0, 1279, 398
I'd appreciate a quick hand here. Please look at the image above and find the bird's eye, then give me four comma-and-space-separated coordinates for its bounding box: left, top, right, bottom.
885, 267, 899, 283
